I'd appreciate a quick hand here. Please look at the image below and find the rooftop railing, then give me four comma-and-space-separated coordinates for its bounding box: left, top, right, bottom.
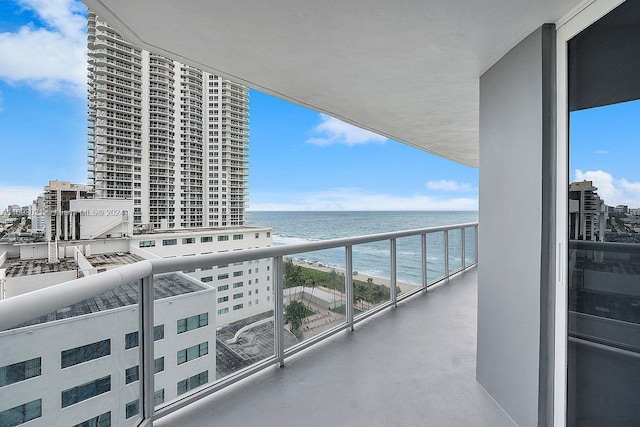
0, 222, 477, 427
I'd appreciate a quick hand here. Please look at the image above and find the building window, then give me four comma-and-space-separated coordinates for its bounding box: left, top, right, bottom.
217, 273, 229, 280
155, 357, 165, 374
125, 366, 139, 384
177, 342, 208, 365
177, 313, 208, 334
163, 239, 177, 246
267, 232, 271, 238
233, 281, 243, 288
125, 400, 139, 419
233, 303, 243, 311
0, 358, 41, 387
72, 411, 111, 427
233, 293, 243, 300
233, 271, 243, 277
217, 284, 228, 292
201, 276, 213, 283
217, 296, 229, 303
154, 325, 164, 341
0, 399, 42, 426
62, 376, 111, 408
233, 234, 243, 240
125, 327, 163, 349
217, 235, 228, 241
255, 232, 259, 238
125, 332, 138, 349
138, 240, 155, 248
177, 371, 208, 395
154, 389, 165, 406
201, 236, 212, 243
62, 340, 110, 369
217, 307, 229, 315
182, 237, 195, 244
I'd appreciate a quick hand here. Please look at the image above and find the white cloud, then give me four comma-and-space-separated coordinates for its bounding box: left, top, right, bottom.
0, 185, 42, 210
425, 180, 475, 192
249, 187, 478, 211
307, 114, 387, 147
0, 0, 87, 96
595, 150, 609, 154
574, 169, 640, 208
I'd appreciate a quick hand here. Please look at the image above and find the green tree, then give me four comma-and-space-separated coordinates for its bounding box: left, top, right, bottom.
284, 300, 307, 339
284, 259, 304, 288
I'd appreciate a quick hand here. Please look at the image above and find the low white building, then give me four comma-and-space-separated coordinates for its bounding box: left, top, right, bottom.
0, 272, 215, 427
131, 227, 274, 325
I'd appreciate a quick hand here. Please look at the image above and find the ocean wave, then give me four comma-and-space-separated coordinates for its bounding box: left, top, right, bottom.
273, 234, 321, 246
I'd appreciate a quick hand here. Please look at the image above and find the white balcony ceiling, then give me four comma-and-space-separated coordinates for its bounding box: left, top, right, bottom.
83, 0, 583, 167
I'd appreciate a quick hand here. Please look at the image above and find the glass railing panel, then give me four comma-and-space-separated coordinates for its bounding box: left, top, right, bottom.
464, 226, 477, 267
0, 281, 142, 427
426, 232, 446, 284
396, 235, 424, 296
282, 250, 346, 349
448, 229, 463, 273
352, 242, 391, 317
151, 271, 216, 411
568, 242, 640, 352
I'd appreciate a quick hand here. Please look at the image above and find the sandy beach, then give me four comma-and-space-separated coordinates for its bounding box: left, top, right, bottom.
289, 258, 419, 294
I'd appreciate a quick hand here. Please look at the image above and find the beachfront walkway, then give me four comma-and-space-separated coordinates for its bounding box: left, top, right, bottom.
157, 268, 516, 427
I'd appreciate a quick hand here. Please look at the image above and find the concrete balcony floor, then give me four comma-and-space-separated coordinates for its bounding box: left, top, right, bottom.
157, 268, 516, 427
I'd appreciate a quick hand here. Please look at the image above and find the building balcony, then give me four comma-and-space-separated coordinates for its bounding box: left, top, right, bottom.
0, 223, 504, 427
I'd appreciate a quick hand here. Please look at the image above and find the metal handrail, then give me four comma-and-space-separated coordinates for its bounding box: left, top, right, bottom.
0, 222, 477, 331
0, 221, 478, 426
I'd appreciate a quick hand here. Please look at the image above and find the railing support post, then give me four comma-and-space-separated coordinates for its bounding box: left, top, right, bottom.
345, 245, 354, 330
444, 230, 449, 281
273, 256, 285, 368
141, 274, 155, 425
421, 233, 428, 292
461, 227, 466, 271
475, 225, 479, 265
390, 238, 397, 307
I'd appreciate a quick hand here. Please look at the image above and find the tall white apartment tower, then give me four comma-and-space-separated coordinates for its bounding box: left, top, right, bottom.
87, 12, 249, 230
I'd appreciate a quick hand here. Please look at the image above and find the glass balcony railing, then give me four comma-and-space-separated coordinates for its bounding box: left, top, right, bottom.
0, 222, 477, 427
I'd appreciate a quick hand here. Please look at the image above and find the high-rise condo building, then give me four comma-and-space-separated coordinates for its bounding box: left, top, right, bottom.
87, 12, 249, 230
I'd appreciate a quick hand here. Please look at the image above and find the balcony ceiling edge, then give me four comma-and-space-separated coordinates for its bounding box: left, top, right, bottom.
82, 0, 585, 168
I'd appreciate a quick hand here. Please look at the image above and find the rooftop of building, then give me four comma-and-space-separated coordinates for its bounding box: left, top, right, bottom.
2, 252, 144, 278
45, 180, 94, 191
134, 225, 271, 235
85, 252, 144, 268
12, 273, 210, 329
3, 258, 79, 278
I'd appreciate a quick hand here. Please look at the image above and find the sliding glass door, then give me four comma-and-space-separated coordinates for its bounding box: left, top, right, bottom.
560, 1, 640, 425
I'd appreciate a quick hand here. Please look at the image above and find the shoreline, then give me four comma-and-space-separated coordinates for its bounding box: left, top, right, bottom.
288, 258, 419, 294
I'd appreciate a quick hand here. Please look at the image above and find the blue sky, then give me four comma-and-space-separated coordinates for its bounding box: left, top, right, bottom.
570, 100, 640, 208
2, 0, 477, 211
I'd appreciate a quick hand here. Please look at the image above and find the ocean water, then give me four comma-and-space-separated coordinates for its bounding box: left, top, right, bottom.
246, 211, 478, 286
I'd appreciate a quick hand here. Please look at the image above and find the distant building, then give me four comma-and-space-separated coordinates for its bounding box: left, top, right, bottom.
7, 205, 21, 216
629, 208, 640, 217
569, 180, 607, 242
29, 195, 46, 234
44, 180, 95, 242
614, 205, 629, 214
87, 13, 249, 230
